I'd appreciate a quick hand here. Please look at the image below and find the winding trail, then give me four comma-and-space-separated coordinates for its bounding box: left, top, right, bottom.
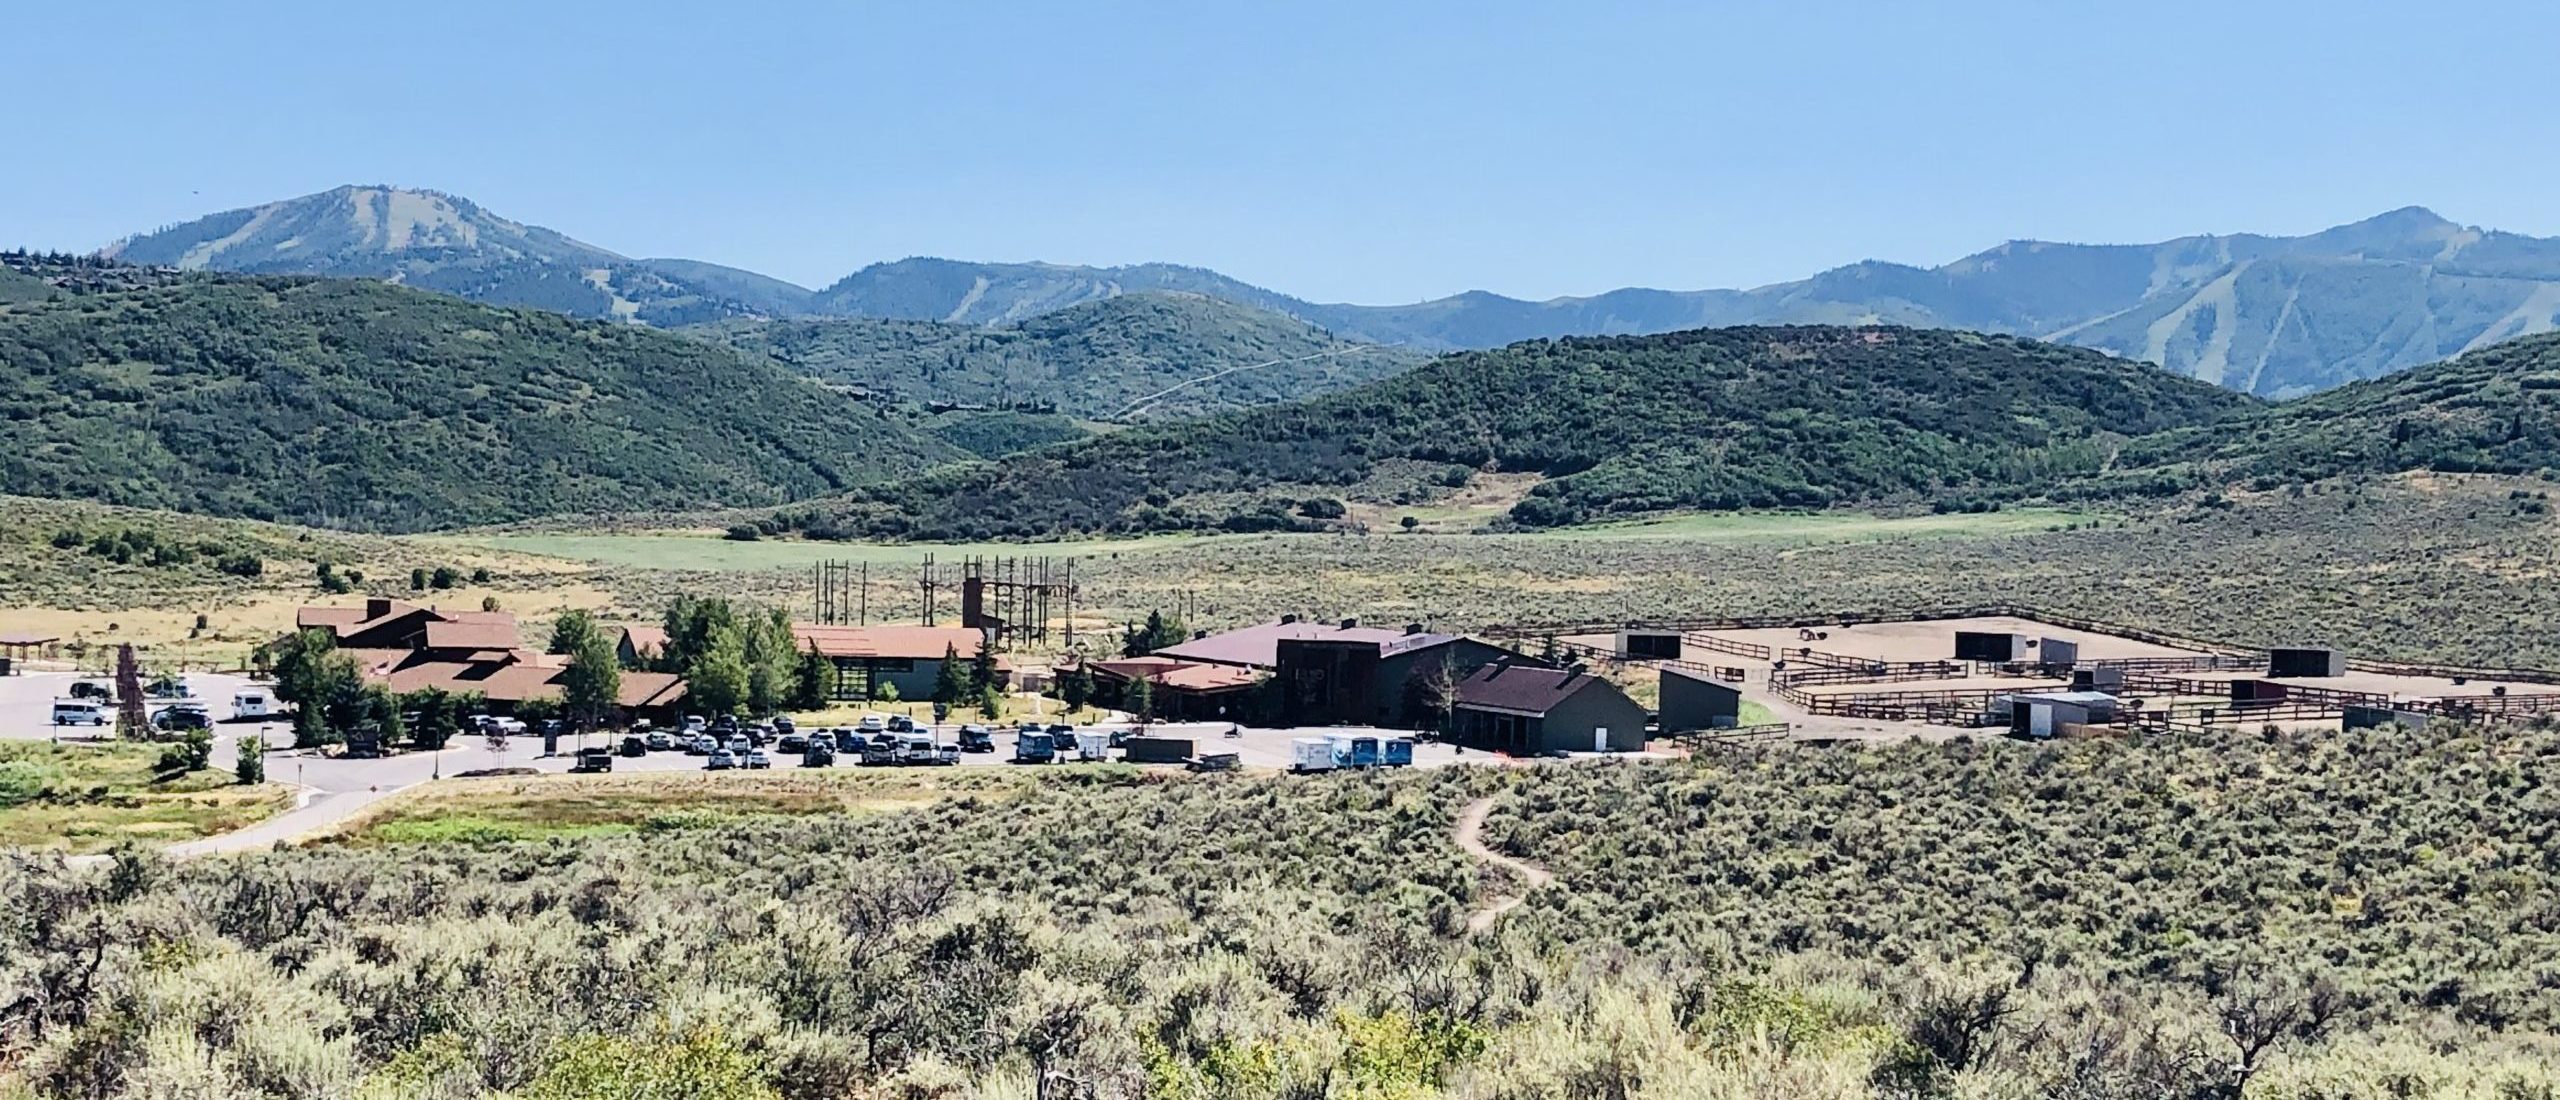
1454, 795, 1553, 933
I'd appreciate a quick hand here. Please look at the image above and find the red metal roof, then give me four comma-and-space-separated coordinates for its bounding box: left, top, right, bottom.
791, 624, 983, 661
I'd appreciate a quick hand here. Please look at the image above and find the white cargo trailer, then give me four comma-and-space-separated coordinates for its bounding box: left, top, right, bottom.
1290, 737, 1338, 773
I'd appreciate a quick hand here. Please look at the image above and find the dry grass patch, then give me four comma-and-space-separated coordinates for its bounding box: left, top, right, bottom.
329, 766, 1027, 847
0, 741, 292, 854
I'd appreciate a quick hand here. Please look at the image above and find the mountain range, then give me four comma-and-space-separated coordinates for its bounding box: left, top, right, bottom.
101, 187, 2560, 398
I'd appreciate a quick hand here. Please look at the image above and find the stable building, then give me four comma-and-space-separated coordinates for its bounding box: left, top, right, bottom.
1657, 666, 1744, 732
1615, 628, 1684, 660
1074, 656, 1265, 721
1274, 628, 1527, 728
1451, 663, 1648, 754
2008, 691, 2118, 739
1954, 631, 2028, 662
791, 624, 990, 702
291, 599, 688, 727
2269, 646, 2347, 678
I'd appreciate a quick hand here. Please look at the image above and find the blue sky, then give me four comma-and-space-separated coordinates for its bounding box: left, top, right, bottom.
9, 0, 2556, 302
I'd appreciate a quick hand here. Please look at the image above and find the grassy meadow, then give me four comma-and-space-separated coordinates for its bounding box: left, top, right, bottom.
0, 740, 290, 854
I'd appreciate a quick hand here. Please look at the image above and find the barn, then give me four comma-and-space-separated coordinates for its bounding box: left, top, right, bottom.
1451, 664, 1648, 754
1657, 666, 1743, 732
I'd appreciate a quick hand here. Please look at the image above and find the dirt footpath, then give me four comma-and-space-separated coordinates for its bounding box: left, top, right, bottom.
1454, 794, 1553, 933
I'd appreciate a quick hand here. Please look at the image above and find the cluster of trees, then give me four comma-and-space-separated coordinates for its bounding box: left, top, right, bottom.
259, 629, 486, 751
783, 327, 2256, 540
0, 274, 961, 532
6, 720, 2557, 1097
407, 564, 490, 590
45, 524, 262, 577
652, 596, 825, 716
928, 639, 1006, 719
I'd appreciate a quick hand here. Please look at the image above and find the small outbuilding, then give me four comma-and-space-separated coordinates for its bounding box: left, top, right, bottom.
1615, 628, 1684, 661
1451, 663, 1648, 754
2269, 647, 2346, 678
1657, 666, 1743, 732
1955, 631, 2028, 662
2035, 638, 2080, 666
2009, 691, 2118, 739
2071, 666, 2125, 693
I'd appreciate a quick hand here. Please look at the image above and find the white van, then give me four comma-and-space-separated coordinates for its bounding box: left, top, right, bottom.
231, 690, 276, 720
51, 700, 108, 727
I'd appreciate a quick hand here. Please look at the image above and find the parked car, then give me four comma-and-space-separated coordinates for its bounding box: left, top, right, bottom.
777, 732, 808, 754
645, 730, 674, 751
535, 719, 565, 739
706, 749, 736, 770
743, 750, 772, 770
151, 705, 210, 732
801, 741, 836, 768
682, 715, 708, 734
619, 735, 647, 758
1013, 732, 1057, 764
68, 680, 111, 701
710, 714, 739, 737
855, 715, 886, 735
573, 747, 617, 773
686, 735, 717, 755
860, 742, 898, 767
771, 715, 796, 735
726, 734, 753, 755
832, 728, 865, 753
50, 701, 108, 727
957, 725, 994, 753
887, 715, 915, 734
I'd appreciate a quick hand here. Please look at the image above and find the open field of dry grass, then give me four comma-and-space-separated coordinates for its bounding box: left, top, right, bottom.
324, 766, 1027, 846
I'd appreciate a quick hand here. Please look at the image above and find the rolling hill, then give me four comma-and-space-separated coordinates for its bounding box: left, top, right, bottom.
0, 263, 961, 531
779, 327, 2257, 540
102, 186, 814, 326
696, 291, 1430, 421
2101, 329, 2560, 493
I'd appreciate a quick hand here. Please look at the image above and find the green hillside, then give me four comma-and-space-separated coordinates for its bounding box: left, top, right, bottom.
2103, 330, 2560, 491
0, 273, 963, 531
785, 327, 2255, 540
696, 291, 1429, 421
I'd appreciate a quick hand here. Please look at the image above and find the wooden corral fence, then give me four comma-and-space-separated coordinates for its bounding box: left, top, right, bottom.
1539, 636, 1726, 680
1770, 660, 1970, 689
1684, 632, 1775, 660
1659, 722, 1792, 749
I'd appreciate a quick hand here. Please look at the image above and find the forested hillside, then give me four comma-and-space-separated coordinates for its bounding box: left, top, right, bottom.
2102, 329, 2560, 491
699, 291, 1427, 420
787, 327, 2255, 539
0, 273, 961, 530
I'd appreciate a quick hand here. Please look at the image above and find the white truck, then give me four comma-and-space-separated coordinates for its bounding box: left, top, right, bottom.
1074, 731, 1111, 762
1290, 737, 1338, 773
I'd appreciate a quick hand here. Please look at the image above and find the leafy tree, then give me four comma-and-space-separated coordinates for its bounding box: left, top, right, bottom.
739, 608, 798, 716
1122, 609, 1187, 657
548, 610, 601, 656
977, 685, 1003, 721
430, 565, 462, 590
405, 687, 461, 751
266, 629, 360, 749
689, 624, 751, 717
557, 618, 623, 733
791, 643, 830, 711
1403, 654, 1460, 732
154, 729, 212, 776
409, 567, 427, 590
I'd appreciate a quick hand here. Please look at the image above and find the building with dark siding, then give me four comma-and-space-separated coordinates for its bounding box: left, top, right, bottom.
1657, 666, 1743, 732
1451, 663, 1648, 754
